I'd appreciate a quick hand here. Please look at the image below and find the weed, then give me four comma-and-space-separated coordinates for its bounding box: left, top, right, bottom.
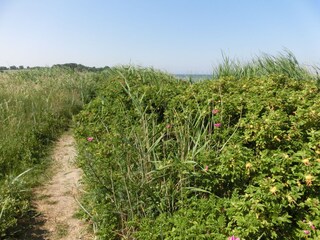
55, 221, 69, 238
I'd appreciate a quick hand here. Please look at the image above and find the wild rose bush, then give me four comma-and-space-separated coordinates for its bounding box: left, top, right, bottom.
74, 66, 320, 239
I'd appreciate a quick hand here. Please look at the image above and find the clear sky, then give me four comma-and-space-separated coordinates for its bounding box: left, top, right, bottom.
0, 0, 319, 74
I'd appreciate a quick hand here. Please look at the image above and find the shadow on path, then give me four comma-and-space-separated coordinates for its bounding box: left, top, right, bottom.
6, 207, 49, 240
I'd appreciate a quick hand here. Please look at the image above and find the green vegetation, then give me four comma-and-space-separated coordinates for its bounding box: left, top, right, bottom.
1, 53, 319, 239
213, 51, 319, 81
74, 54, 320, 239
0, 67, 99, 237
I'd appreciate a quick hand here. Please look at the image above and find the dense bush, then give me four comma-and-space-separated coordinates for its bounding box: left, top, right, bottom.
74, 67, 188, 238
74, 57, 319, 239
135, 75, 320, 239
0, 68, 99, 237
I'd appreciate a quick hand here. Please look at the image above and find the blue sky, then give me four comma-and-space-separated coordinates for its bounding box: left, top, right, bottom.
0, 0, 319, 73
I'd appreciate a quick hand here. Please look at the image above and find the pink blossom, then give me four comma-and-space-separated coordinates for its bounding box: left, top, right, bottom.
311, 225, 316, 230
303, 230, 310, 235
228, 236, 240, 240
87, 137, 94, 142
204, 165, 209, 172
212, 109, 219, 114
166, 124, 172, 129
214, 123, 222, 128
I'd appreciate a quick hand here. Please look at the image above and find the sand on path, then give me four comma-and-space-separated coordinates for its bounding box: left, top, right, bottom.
32, 132, 93, 240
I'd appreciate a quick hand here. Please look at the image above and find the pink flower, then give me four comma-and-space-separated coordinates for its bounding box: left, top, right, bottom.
166, 124, 172, 129
303, 230, 310, 235
214, 123, 222, 128
228, 236, 240, 240
87, 137, 94, 142
204, 165, 209, 172
311, 225, 316, 230
212, 109, 219, 114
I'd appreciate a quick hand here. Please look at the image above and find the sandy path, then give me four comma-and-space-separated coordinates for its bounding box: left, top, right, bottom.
32, 132, 93, 240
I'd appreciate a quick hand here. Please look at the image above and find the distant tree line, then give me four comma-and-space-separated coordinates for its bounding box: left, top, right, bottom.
0, 63, 110, 72
52, 63, 110, 72
0, 65, 26, 71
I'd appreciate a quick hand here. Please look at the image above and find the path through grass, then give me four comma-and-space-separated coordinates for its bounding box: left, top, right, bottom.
30, 132, 92, 240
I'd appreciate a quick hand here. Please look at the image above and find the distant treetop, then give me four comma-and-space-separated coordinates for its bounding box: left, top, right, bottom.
52, 63, 110, 72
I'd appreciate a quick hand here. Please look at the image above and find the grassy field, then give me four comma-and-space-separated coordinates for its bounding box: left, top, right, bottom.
1, 53, 319, 239
0, 67, 99, 237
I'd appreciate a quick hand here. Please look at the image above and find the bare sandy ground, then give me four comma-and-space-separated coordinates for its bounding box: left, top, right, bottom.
31, 132, 93, 240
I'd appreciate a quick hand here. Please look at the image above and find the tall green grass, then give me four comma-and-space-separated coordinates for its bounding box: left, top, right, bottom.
0, 68, 100, 237
213, 51, 315, 81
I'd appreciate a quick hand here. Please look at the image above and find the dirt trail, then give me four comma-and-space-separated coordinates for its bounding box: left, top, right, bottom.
31, 132, 93, 240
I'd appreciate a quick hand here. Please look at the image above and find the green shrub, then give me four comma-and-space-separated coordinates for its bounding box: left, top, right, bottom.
74, 58, 319, 239
74, 66, 188, 238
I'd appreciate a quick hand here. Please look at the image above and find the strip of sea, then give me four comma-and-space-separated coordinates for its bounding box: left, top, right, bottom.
175, 74, 212, 82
